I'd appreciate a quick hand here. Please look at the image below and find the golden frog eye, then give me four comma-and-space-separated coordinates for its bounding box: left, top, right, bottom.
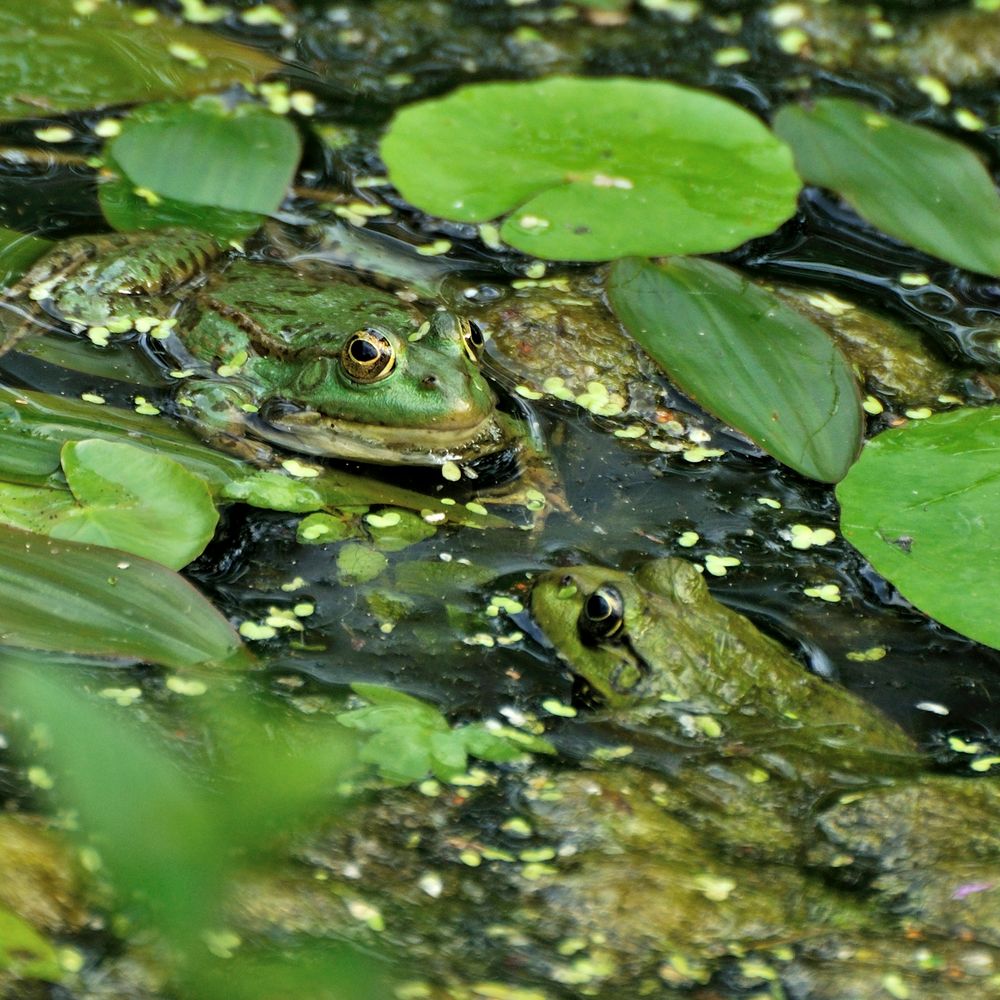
579, 585, 625, 642
460, 319, 485, 363
341, 329, 396, 383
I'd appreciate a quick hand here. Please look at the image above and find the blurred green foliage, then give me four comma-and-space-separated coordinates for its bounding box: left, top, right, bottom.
3, 658, 381, 998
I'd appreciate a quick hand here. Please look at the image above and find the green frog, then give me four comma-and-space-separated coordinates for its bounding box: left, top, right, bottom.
529, 560, 1000, 945
3, 228, 511, 466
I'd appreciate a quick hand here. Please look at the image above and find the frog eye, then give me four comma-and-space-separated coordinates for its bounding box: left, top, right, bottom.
341, 329, 396, 383
579, 585, 624, 642
460, 319, 485, 363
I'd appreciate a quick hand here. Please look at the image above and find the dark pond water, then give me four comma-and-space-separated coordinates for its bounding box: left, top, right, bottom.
2, 1, 1000, 997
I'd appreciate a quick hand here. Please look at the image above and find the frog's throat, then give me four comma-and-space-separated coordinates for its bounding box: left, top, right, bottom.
253, 410, 510, 466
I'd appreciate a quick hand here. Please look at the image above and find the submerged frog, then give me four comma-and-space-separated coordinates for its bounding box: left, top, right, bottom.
3, 228, 511, 466
530, 560, 1000, 942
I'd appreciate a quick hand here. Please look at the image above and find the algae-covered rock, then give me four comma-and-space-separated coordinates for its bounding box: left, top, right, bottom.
816, 776, 1000, 947
773, 285, 963, 410
0, 814, 84, 934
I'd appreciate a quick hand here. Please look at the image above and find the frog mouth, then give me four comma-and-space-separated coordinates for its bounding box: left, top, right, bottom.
251, 409, 511, 466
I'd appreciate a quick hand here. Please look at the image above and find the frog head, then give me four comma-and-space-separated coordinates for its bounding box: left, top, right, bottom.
530, 559, 715, 710
530, 559, 916, 757
259, 309, 507, 465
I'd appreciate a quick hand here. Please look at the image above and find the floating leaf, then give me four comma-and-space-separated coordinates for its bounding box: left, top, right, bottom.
368, 508, 437, 552
99, 160, 262, 241
0, 440, 218, 568
0, 525, 248, 668
101, 99, 301, 236
608, 256, 862, 482
0, 0, 278, 121
336, 543, 389, 585
773, 98, 1000, 277
382, 76, 800, 261
57, 440, 218, 568
338, 684, 552, 784
0, 386, 505, 527
837, 407, 1000, 650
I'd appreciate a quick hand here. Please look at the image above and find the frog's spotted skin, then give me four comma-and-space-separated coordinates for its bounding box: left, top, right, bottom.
529, 558, 1000, 975
6, 228, 509, 466
531, 557, 913, 757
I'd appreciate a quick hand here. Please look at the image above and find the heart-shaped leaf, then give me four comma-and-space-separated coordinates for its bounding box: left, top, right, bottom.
837, 407, 1000, 650
382, 76, 801, 261
48, 439, 219, 569
773, 98, 1000, 277
608, 256, 862, 482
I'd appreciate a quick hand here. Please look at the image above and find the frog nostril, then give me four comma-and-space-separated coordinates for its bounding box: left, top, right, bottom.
421, 375, 438, 390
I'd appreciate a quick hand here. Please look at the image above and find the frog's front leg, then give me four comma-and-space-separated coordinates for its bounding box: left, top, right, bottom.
175, 378, 279, 465
3, 229, 226, 353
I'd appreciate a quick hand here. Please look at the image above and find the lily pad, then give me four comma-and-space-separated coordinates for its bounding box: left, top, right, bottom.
57, 440, 218, 569
0, 440, 218, 569
837, 407, 1000, 650
0, 524, 247, 668
608, 256, 862, 482
773, 98, 1000, 277
0, 0, 277, 121
101, 99, 301, 236
381, 76, 801, 261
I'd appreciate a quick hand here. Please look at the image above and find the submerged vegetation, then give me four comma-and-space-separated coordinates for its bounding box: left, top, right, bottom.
1, 0, 999, 998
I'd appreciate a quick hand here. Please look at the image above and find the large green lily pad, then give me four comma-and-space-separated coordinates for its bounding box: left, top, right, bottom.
774, 98, 1000, 277
0, 0, 277, 121
837, 407, 1000, 650
608, 256, 862, 482
381, 76, 801, 261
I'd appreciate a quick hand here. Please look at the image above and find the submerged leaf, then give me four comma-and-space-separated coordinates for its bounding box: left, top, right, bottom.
382, 76, 800, 261
837, 407, 1000, 650
0, 0, 277, 121
339, 684, 551, 784
774, 98, 1000, 276
0, 524, 248, 668
608, 256, 862, 482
